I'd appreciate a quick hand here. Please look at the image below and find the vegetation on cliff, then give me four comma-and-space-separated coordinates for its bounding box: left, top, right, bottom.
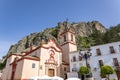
6, 21, 120, 55
7, 21, 107, 55
76, 24, 120, 50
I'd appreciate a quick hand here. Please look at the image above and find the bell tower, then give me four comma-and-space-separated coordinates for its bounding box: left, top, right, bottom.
58, 21, 77, 64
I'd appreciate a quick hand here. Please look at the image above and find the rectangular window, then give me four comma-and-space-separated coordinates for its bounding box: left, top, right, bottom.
79, 56, 82, 61
96, 48, 101, 56
73, 56, 76, 62
99, 60, 104, 67
110, 46, 115, 53
32, 63, 35, 68
113, 58, 119, 66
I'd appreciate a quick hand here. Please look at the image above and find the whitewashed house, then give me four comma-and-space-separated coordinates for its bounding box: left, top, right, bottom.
69, 41, 120, 80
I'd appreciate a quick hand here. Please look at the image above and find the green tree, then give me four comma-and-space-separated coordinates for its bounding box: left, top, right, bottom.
100, 65, 114, 80
78, 66, 91, 75
76, 36, 95, 50
50, 26, 60, 38
0, 60, 6, 70
90, 30, 104, 45
102, 25, 120, 43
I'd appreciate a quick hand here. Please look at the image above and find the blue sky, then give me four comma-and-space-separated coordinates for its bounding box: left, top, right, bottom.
0, 0, 120, 59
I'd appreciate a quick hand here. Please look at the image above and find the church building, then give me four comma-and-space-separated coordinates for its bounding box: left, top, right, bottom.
1, 21, 77, 80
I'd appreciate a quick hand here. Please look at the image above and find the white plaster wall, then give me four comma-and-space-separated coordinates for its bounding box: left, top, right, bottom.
14, 59, 24, 79
90, 42, 120, 80
3, 64, 12, 80
69, 42, 120, 80
62, 44, 70, 63
69, 43, 77, 52
69, 51, 86, 72
1, 55, 16, 80
1, 68, 8, 80
91, 42, 120, 56
21, 59, 39, 79
67, 72, 78, 78
39, 47, 50, 76
62, 43, 77, 63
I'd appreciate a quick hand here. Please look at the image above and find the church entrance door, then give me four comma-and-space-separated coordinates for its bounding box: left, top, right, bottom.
48, 69, 54, 77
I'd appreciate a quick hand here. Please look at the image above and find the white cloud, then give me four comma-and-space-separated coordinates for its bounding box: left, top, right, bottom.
0, 41, 15, 59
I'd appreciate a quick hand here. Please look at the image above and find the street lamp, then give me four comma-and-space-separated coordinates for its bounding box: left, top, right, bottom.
79, 48, 92, 77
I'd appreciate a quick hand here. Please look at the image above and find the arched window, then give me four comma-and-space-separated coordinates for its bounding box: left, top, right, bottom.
71, 34, 73, 41
73, 56, 76, 62
64, 35, 66, 42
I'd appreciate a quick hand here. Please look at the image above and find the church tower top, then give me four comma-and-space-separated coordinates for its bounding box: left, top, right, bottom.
58, 21, 77, 63
58, 21, 76, 45
58, 20, 75, 36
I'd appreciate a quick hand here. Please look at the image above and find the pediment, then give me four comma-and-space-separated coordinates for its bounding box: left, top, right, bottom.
41, 38, 62, 52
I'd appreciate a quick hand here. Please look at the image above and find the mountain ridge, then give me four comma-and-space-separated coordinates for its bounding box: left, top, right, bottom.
7, 21, 106, 56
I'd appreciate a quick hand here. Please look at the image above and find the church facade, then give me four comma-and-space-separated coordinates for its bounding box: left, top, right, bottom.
1, 21, 77, 80
2, 39, 62, 80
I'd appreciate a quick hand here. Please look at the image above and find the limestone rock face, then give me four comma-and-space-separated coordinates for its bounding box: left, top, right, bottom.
71, 21, 106, 36
7, 21, 106, 56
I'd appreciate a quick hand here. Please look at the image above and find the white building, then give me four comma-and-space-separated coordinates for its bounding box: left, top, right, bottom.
69, 41, 120, 80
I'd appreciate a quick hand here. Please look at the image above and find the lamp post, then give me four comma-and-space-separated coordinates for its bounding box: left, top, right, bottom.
79, 48, 92, 77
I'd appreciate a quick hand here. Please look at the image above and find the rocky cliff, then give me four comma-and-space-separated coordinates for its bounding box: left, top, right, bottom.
7, 21, 106, 55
